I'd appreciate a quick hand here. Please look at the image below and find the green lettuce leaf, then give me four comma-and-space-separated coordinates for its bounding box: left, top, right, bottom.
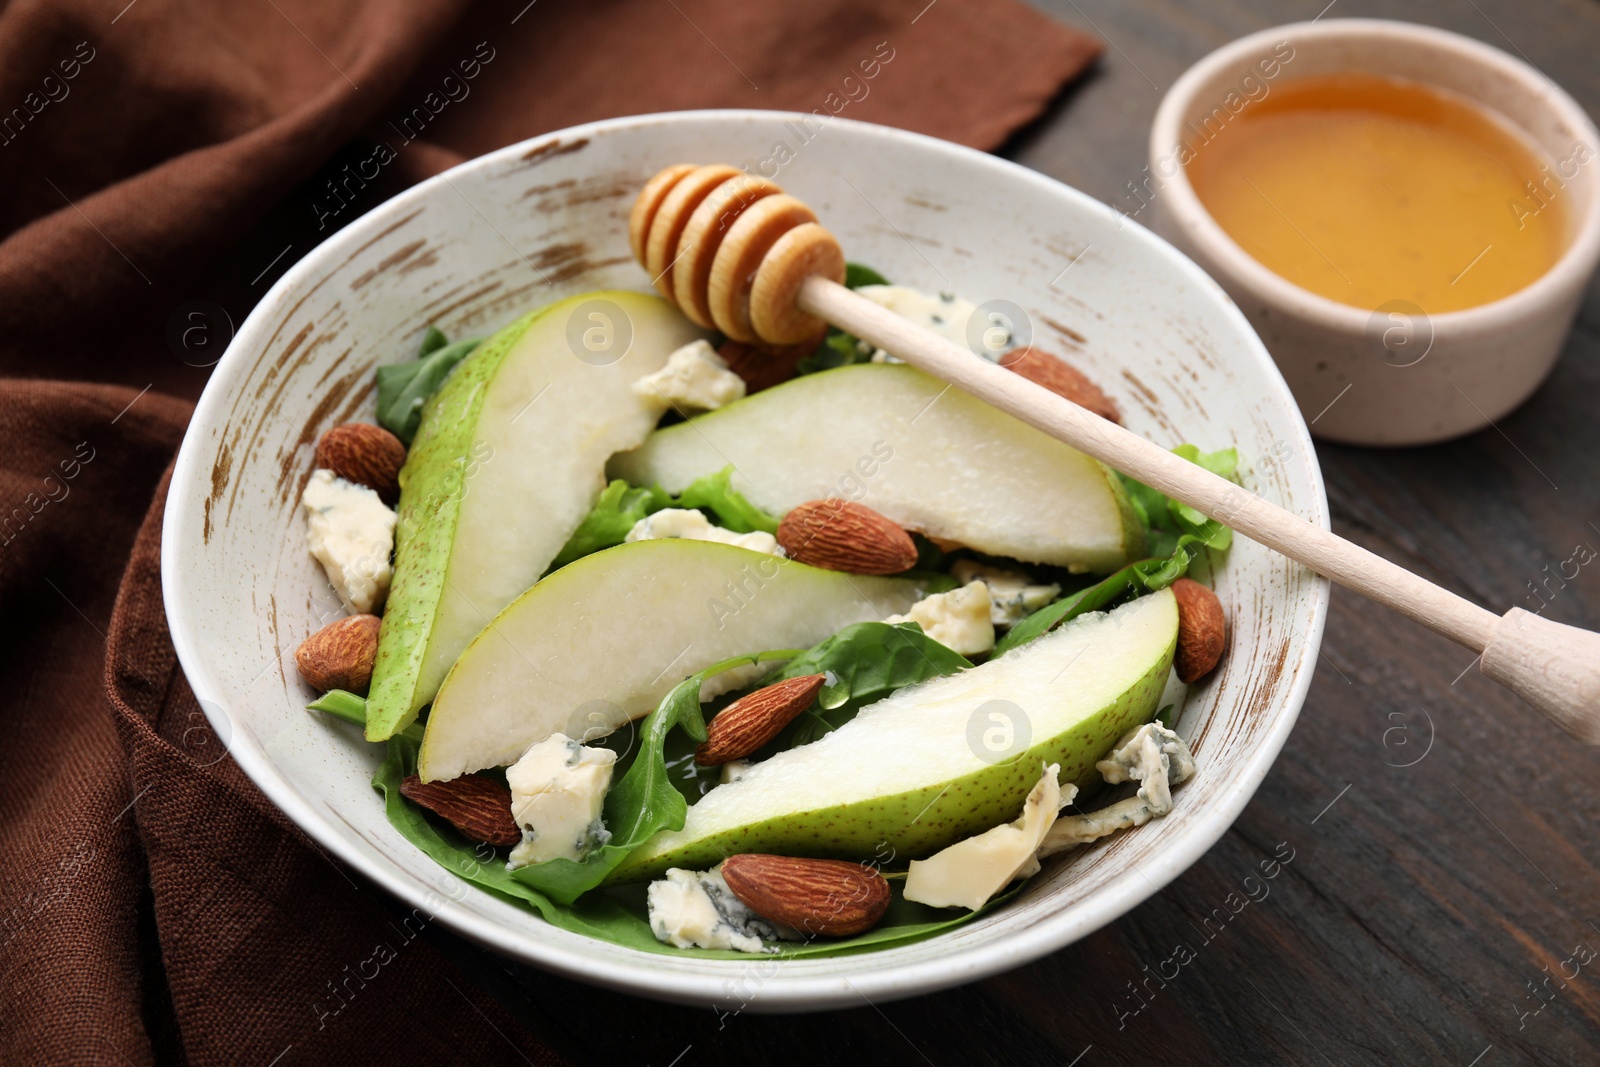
376, 736, 657, 942
796, 329, 873, 375
506, 650, 798, 905
992, 534, 1230, 656
548, 481, 671, 571
844, 262, 890, 289
377, 330, 482, 445
994, 445, 1239, 657
992, 566, 1142, 657
673, 467, 779, 534
418, 324, 450, 358
1118, 445, 1238, 559
549, 467, 779, 571
360, 616, 1026, 954
757, 622, 972, 750
375, 719, 1015, 957
308, 689, 423, 743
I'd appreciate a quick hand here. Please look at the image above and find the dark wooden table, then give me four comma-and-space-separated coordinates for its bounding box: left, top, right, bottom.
431, 3, 1600, 1063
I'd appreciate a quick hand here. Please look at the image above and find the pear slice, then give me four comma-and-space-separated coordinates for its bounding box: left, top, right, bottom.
417, 539, 927, 782
608, 587, 1177, 882
609, 363, 1143, 573
366, 292, 706, 741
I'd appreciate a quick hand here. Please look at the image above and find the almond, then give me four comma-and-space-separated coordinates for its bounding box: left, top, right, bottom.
722, 854, 891, 937
399, 774, 521, 847
718, 331, 825, 394
696, 674, 826, 765
295, 613, 382, 693
1171, 578, 1227, 683
315, 422, 406, 503
1000, 347, 1121, 423
777, 499, 918, 575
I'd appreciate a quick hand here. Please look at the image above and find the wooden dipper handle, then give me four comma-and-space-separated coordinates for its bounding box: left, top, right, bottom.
629, 163, 1600, 744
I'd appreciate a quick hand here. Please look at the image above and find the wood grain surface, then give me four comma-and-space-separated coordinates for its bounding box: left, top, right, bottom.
427, 2, 1600, 1063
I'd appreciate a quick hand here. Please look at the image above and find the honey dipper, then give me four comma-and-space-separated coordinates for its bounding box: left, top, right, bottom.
629, 164, 1600, 742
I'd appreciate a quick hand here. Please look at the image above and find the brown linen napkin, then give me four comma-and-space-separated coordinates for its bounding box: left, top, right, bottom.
0, 1, 1100, 1063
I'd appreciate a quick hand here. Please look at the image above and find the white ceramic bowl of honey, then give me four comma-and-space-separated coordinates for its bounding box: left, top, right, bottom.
1150, 19, 1600, 446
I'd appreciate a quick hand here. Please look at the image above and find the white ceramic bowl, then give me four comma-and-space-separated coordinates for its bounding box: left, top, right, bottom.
162, 111, 1330, 1011
1151, 19, 1600, 446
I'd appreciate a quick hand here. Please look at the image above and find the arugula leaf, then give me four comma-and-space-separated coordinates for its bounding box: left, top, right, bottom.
506, 650, 798, 905
368, 634, 1026, 955
758, 622, 972, 749
375, 737, 651, 933
991, 531, 1229, 657
992, 567, 1140, 656
994, 523, 1234, 659
1119, 445, 1238, 559
1127, 530, 1219, 588
308, 689, 424, 743
376, 733, 1015, 957
796, 329, 873, 375
376, 331, 483, 445
638, 620, 970, 798
418, 324, 449, 358
844, 262, 890, 289
381, 726, 1014, 954
549, 467, 779, 571
993, 446, 1238, 656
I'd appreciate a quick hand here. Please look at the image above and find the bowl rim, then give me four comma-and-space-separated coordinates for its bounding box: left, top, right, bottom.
1149, 18, 1600, 336
162, 108, 1331, 1010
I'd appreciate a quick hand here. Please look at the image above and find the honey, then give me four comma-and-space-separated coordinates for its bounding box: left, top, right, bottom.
1184, 73, 1570, 313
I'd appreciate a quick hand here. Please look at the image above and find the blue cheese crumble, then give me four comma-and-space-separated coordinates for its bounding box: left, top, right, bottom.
1039, 722, 1197, 855
884, 580, 995, 656
301, 469, 395, 613
505, 733, 617, 870
646, 866, 800, 953
719, 759, 754, 785
632, 339, 747, 413
855, 285, 1014, 361
625, 507, 780, 556
950, 560, 1061, 628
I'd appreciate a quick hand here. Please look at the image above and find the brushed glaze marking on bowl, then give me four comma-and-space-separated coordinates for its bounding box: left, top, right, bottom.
162, 111, 1329, 1011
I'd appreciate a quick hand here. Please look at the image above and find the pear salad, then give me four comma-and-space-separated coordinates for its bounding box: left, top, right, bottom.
295, 263, 1236, 957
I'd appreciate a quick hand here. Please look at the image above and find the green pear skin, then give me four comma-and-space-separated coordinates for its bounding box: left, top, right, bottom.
366, 292, 705, 741
607, 588, 1179, 882
609, 362, 1144, 573
418, 539, 928, 781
